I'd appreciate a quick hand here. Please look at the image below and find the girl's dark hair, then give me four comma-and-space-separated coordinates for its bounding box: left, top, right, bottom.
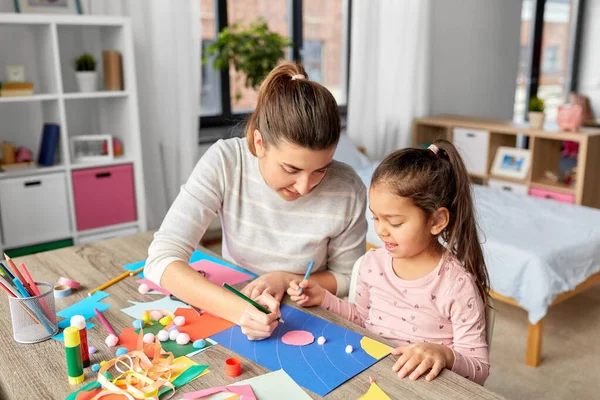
245, 62, 340, 155
371, 139, 490, 305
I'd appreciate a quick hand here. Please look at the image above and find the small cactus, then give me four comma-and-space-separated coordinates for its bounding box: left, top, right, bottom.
74, 53, 96, 71
528, 96, 545, 112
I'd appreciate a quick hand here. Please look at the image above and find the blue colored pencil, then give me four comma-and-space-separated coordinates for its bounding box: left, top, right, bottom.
297, 261, 315, 295
13, 277, 54, 334
0, 262, 15, 281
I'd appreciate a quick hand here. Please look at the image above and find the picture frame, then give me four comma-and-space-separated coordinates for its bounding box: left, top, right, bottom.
491, 146, 532, 180
70, 134, 114, 164
14, 0, 82, 14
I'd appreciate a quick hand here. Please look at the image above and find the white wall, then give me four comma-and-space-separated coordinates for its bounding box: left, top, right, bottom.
0, 1, 14, 12
429, 0, 522, 120
577, 0, 600, 119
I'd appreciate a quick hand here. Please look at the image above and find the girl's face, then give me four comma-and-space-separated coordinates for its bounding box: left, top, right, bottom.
369, 184, 448, 259
254, 130, 336, 201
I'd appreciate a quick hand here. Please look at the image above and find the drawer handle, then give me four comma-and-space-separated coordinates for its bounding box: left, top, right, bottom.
544, 194, 553, 199
466, 133, 476, 138
502, 186, 512, 191
96, 172, 112, 179
24, 180, 41, 187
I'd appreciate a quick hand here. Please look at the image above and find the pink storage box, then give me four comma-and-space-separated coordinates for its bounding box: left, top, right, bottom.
72, 164, 137, 231
529, 187, 575, 204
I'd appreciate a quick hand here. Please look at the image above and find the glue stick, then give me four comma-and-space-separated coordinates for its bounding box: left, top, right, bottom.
70, 315, 90, 368
64, 326, 85, 385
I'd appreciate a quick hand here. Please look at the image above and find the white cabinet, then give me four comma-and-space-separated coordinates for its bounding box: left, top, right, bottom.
488, 178, 528, 195
452, 128, 490, 176
0, 172, 71, 248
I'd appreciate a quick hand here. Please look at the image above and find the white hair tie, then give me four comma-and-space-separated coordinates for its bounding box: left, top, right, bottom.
291, 74, 305, 81
428, 144, 439, 155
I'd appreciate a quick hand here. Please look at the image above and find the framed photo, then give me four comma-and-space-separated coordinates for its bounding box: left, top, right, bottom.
14, 0, 82, 14
6, 65, 25, 82
70, 134, 114, 164
491, 146, 532, 180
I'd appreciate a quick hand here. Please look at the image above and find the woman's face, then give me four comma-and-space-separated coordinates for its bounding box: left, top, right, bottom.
254, 130, 336, 201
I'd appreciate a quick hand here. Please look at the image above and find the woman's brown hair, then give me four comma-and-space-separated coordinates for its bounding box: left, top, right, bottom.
371, 139, 490, 305
245, 62, 341, 155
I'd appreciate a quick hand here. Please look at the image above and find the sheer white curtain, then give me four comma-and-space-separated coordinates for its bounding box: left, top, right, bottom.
82, 0, 201, 229
347, 0, 430, 160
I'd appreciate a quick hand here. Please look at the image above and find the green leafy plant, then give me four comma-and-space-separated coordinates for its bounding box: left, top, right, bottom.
74, 53, 96, 72
528, 96, 545, 112
203, 18, 293, 101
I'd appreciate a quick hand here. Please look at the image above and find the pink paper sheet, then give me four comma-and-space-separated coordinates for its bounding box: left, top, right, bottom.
281, 330, 315, 346
183, 384, 256, 400
137, 259, 255, 296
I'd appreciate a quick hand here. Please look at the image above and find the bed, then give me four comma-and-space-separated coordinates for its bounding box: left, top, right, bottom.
333, 135, 600, 367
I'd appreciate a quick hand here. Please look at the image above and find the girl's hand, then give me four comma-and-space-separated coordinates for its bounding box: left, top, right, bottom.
287, 279, 326, 307
242, 271, 290, 302
239, 292, 281, 341
391, 343, 454, 382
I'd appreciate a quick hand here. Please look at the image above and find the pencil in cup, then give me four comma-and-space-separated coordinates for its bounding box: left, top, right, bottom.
297, 261, 315, 295
7, 282, 58, 341
12, 278, 55, 335
88, 266, 144, 296
0, 273, 42, 325
18, 262, 56, 323
222, 283, 284, 323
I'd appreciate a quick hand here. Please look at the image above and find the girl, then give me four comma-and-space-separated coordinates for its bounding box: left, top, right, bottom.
144, 62, 367, 341
288, 139, 491, 385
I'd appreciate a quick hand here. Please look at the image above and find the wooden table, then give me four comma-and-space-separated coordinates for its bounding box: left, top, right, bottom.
0, 232, 506, 399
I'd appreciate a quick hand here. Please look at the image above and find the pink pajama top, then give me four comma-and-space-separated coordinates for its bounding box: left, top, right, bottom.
321, 248, 490, 384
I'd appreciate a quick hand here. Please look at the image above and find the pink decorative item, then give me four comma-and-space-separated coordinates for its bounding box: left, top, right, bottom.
557, 104, 584, 132
15, 147, 32, 163
102, 137, 123, 156
281, 330, 315, 346
137, 283, 150, 294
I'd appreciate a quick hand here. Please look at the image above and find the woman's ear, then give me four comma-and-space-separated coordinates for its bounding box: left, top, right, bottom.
253, 130, 266, 158
430, 207, 450, 235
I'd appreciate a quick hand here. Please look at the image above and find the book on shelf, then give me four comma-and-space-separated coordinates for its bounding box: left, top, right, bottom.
0, 82, 34, 97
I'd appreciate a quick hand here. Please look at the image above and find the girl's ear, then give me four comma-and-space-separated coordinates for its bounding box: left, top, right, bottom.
430, 207, 450, 235
253, 129, 266, 158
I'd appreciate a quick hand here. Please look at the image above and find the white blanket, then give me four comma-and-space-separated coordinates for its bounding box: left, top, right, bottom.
334, 136, 600, 324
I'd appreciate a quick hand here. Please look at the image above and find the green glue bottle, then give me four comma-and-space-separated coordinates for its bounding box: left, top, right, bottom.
64, 326, 85, 385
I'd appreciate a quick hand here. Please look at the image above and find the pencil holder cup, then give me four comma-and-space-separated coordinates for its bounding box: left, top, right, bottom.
7, 282, 58, 343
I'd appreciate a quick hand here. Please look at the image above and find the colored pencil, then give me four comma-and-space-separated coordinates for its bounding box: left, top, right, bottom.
223, 283, 284, 323
128, 266, 145, 276
297, 261, 315, 295
88, 270, 132, 296
94, 308, 117, 336
0, 280, 42, 325
4, 254, 32, 295
0, 261, 16, 283
18, 262, 56, 323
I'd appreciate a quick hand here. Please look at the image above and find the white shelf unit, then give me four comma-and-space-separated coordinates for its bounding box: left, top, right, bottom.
0, 14, 147, 255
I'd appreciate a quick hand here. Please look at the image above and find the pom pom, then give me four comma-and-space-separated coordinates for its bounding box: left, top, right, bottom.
143, 333, 155, 343
157, 330, 169, 342
91, 363, 100, 372
141, 312, 150, 325
168, 325, 179, 333
100, 361, 107, 367
132, 319, 144, 329
89, 346, 97, 354
317, 336, 326, 345
345, 345, 353, 354
193, 339, 206, 349
105, 334, 119, 347
174, 316, 185, 326
176, 332, 190, 345
115, 347, 128, 356
169, 329, 179, 341
150, 310, 163, 321
159, 315, 172, 326
138, 283, 150, 294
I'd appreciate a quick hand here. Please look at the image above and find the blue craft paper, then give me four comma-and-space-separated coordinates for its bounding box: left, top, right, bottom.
210, 304, 388, 396
121, 250, 258, 279
52, 291, 111, 341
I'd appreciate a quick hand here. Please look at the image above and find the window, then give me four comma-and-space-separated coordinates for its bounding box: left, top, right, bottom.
199, 0, 351, 130
513, 0, 584, 123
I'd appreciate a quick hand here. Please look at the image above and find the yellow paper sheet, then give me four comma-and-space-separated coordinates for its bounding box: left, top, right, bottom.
171, 356, 211, 381
360, 336, 392, 359
358, 382, 392, 400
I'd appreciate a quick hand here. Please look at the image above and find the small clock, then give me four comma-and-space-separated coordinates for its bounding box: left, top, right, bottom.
6, 65, 25, 82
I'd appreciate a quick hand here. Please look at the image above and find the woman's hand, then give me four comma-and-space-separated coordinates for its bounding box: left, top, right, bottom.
239, 292, 281, 340
391, 343, 454, 382
287, 279, 326, 307
242, 271, 290, 302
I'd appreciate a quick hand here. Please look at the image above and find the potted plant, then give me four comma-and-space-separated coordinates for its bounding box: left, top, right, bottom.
203, 18, 292, 101
528, 96, 545, 129
74, 53, 97, 92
